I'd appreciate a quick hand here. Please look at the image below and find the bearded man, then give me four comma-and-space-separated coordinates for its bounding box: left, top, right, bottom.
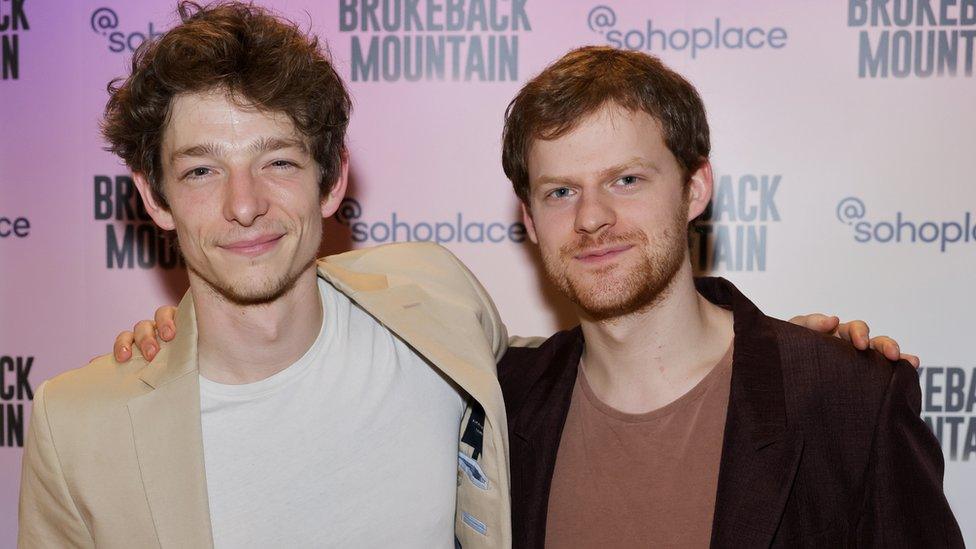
497, 46, 962, 548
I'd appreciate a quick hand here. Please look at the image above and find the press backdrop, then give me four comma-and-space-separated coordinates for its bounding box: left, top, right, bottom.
1, 0, 974, 545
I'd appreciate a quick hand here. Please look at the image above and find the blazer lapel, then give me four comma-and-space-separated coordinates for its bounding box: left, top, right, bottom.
709, 281, 803, 548
128, 294, 213, 548
509, 328, 583, 549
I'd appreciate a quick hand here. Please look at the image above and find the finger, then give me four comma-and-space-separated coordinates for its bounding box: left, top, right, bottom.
902, 354, 921, 369
812, 314, 840, 334
839, 320, 870, 349
133, 320, 160, 362
787, 314, 807, 325
789, 313, 840, 334
113, 331, 135, 362
869, 336, 900, 361
155, 305, 178, 341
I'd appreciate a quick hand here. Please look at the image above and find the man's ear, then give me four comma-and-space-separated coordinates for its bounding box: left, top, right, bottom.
132, 172, 175, 230
520, 201, 539, 244
685, 159, 714, 222
321, 151, 350, 218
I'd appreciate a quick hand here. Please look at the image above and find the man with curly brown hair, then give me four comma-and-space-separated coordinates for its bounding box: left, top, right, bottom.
18, 3, 512, 547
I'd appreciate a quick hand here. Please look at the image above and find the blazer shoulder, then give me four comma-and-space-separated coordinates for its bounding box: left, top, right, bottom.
768, 317, 903, 420
322, 242, 509, 359
40, 353, 154, 424
773, 317, 898, 380
322, 242, 485, 296
322, 241, 455, 270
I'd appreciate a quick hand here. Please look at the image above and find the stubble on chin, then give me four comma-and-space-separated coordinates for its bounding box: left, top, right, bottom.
188, 254, 319, 307
184, 235, 316, 307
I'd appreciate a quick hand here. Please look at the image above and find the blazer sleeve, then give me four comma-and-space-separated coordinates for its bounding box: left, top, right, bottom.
854, 361, 964, 547
18, 382, 94, 549
443, 248, 510, 362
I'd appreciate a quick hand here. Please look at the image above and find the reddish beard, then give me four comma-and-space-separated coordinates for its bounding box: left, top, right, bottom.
541, 214, 688, 322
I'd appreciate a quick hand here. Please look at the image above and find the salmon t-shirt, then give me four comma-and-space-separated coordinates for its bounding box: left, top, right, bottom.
544, 344, 734, 548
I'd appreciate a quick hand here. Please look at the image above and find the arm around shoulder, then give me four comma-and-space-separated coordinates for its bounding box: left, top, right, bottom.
18, 382, 94, 548
855, 360, 964, 547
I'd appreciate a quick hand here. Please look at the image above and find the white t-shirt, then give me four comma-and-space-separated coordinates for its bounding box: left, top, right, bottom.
199, 279, 466, 548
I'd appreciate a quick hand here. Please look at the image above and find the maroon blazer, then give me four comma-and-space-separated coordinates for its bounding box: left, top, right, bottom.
498, 277, 963, 548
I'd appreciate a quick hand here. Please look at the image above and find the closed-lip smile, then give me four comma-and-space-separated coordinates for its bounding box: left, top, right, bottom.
575, 244, 633, 263
219, 233, 285, 256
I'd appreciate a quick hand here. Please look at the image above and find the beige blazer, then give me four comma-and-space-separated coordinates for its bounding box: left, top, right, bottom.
19, 242, 514, 548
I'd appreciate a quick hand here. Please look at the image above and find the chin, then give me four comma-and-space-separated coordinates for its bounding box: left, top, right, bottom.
193, 265, 308, 307
556, 256, 682, 322
221, 285, 290, 305
572, 284, 660, 321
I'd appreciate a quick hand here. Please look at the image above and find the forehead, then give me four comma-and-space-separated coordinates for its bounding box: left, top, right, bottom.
527, 104, 677, 182
162, 90, 300, 153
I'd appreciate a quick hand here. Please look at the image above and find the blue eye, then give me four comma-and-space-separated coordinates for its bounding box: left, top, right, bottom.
548, 187, 572, 199
619, 175, 638, 185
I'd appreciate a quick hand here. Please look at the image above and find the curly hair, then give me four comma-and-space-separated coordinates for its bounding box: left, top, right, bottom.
502, 46, 710, 204
101, 1, 351, 207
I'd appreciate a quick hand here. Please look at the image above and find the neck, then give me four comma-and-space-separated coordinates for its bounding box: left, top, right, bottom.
579, 263, 733, 414
191, 268, 323, 384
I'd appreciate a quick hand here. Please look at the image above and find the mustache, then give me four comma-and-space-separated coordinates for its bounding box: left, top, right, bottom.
559, 229, 649, 257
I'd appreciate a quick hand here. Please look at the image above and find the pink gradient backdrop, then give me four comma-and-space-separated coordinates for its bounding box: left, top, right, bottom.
2, 1, 973, 545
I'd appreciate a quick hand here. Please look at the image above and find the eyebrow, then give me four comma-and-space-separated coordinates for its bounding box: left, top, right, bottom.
535, 158, 659, 188
249, 137, 308, 155
170, 142, 224, 164
169, 137, 308, 164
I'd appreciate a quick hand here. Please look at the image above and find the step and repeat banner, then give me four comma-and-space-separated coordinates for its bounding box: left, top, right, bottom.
1, 0, 974, 545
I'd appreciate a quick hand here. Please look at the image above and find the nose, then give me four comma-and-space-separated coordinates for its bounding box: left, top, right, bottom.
222, 169, 269, 226
574, 190, 615, 235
